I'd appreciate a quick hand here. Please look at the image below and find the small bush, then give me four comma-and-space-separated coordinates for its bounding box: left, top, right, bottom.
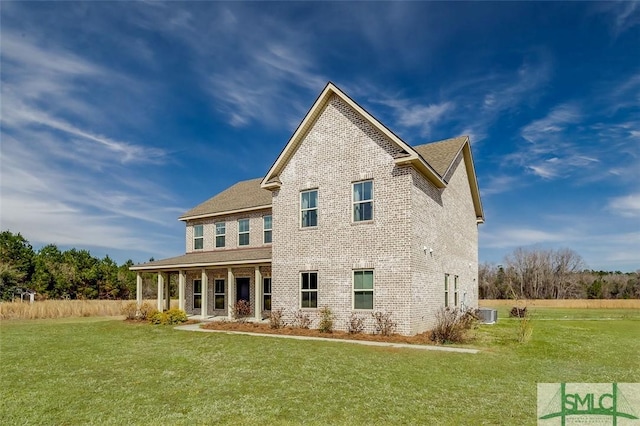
372, 311, 397, 336
509, 307, 527, 318
269, 308, 286, 329
430, 307, 478, 344
149, 308, 187, 325
138, 302, 156, 321
121, 301, 137, 320
292, 310, 311, 329
232, 300, 252, 321
346, 313, 365, 334
317, 306, 334, 333
517, 311, 533, 343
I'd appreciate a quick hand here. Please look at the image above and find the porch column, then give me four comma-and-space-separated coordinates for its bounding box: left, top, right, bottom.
178, 270, 186, 311
201, 269, 208, 319
227, 267, 235, 318
165, 273, 170, 311
136, 272, 143, 305
254, 266, 262, 320
157, 273, 164, 311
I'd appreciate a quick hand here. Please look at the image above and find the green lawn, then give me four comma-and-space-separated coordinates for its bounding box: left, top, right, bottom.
1, 309, 639, 425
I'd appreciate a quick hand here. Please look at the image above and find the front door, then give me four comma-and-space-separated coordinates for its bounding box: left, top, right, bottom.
236, 278, 250, 303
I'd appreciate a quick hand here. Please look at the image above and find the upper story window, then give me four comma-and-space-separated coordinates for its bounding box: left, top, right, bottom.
215, 222, 226, 248
444, 273, 450, 308
301, 190, 318, 228
263, 215, 272, 244
454, 275, 459, 307
353, 180, 373, 222
238, 219, 250, 246
193, 224, 204, 250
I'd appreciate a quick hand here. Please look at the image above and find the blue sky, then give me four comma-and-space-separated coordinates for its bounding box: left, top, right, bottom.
1, 1, 638, 271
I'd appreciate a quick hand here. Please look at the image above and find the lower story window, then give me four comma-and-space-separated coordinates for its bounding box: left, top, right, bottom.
300, 272, 317, 308
454, 275, 459, 307
444, 274, 450, 308
214, 279, 225, 310
263, 277, 272, 311
194, 279, 202, 309
353, 270, 374, 310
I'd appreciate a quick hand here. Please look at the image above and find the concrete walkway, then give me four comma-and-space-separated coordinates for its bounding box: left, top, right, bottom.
174, 323, 479, 354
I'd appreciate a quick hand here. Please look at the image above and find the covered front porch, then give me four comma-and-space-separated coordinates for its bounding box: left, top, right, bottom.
130, 247, 272, 321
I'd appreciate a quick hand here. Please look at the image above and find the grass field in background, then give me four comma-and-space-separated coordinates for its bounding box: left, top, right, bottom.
0, 299, 178, 320
1, 309, 638, 425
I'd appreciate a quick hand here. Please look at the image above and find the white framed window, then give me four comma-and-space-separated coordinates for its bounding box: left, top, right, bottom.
263, 215, 272, 244
353, 270, 374, 310
214, 279, 225, 310
353, 180, 373, 222
444, 274, 450, 308
263, 277, 272, 311
194, 279, 202, 309
215, 222, 225, 248
300, 272, 318, 308
454, 275, 459, 307
300, 190, 318, 228
238, 219, 250, 246
193, 225, 204, 250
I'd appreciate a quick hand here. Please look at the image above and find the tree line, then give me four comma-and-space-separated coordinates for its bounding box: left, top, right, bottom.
2, 230, 638, 301
0, 230, 157, 301
479, 247, 639, 299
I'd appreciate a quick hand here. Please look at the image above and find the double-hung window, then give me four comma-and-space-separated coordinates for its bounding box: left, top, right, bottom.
353, 270, 374, 310
454, 275, 459, 307
193, 225, 204, 250
444, 274, 450, 308
215, 222, 225, 248
300, 272, 317, 308
353, 180, 373, 222
263, 215, 272, 244
193, 279, 202, 309
214, 279, 225, 310
263, 277, 272, 311
238, 219, 250, 246
300, 190, 318, 228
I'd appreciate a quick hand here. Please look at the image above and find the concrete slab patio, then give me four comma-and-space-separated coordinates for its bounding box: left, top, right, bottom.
174, 323, 479, 353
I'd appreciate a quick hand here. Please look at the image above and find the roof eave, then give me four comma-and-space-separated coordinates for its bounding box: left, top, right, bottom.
461, 142, 485, 223
394, 155, 447, 189
179, 204, 272, 222
130, 258, 272, 271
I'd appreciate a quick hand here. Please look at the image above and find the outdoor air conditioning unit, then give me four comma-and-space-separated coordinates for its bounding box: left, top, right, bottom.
478, 308, 497, 324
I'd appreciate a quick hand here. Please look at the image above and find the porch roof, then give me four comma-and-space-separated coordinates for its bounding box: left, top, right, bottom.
130, 247, 272, 271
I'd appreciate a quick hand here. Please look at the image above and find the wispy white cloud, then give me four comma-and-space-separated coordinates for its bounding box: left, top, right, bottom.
595, 1, 640, 36
374, 99, 454, 138
608, 193, 640, 218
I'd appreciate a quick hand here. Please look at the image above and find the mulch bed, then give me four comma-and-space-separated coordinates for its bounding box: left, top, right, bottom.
199, 320, 439, 345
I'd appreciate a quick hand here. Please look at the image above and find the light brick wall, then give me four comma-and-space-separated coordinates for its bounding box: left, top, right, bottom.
409, 153, 479, 334
272, 94, 414, 334
184, 208, 272, 253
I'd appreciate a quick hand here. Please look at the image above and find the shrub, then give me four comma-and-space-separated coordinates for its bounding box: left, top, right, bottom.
149, 308, 187, 325
317, 306, 334, 333
346, 313, 365, 334
429, 307, 479, 344
509, 307, 527, 318
372, 311, 397, 336
138, 302, 156, 321
121, 301, 138, 320
291, 310, 311, 329
269, 308, 286, 329
516, 310, 533, 343
232, 300, 252, 321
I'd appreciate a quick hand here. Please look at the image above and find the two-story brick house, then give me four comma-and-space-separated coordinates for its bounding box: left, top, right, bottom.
131, 82, 484, 335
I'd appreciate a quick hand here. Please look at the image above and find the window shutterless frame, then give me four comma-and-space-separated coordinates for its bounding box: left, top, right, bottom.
214, 279, 225, 310
193, 224, 204, 250
353, 270, 374, 310
193, 279, 202, 309
215, 222, 226, 248
454, 275, 459, 307
263, 215, 272, 244
238, 219, 250, 246
300, 272, 318, 308
300, 190, 318, 228
263, 277, 272, 311
352, 180, 373, 222
444, 274, 450, 308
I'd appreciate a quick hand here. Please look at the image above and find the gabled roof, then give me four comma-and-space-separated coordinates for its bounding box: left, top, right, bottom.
130, 247, 272, 271
260, 82, 484, 223
179, 178, 271, 221
261, 82, 446, 190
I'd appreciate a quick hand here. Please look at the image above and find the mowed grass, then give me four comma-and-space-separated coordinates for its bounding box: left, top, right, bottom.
1, 309, 639, 425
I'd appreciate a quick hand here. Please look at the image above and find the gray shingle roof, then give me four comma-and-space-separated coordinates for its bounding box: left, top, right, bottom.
130, 247, 272, 270
413, 136, 468, 178
179, 178, 272, 220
